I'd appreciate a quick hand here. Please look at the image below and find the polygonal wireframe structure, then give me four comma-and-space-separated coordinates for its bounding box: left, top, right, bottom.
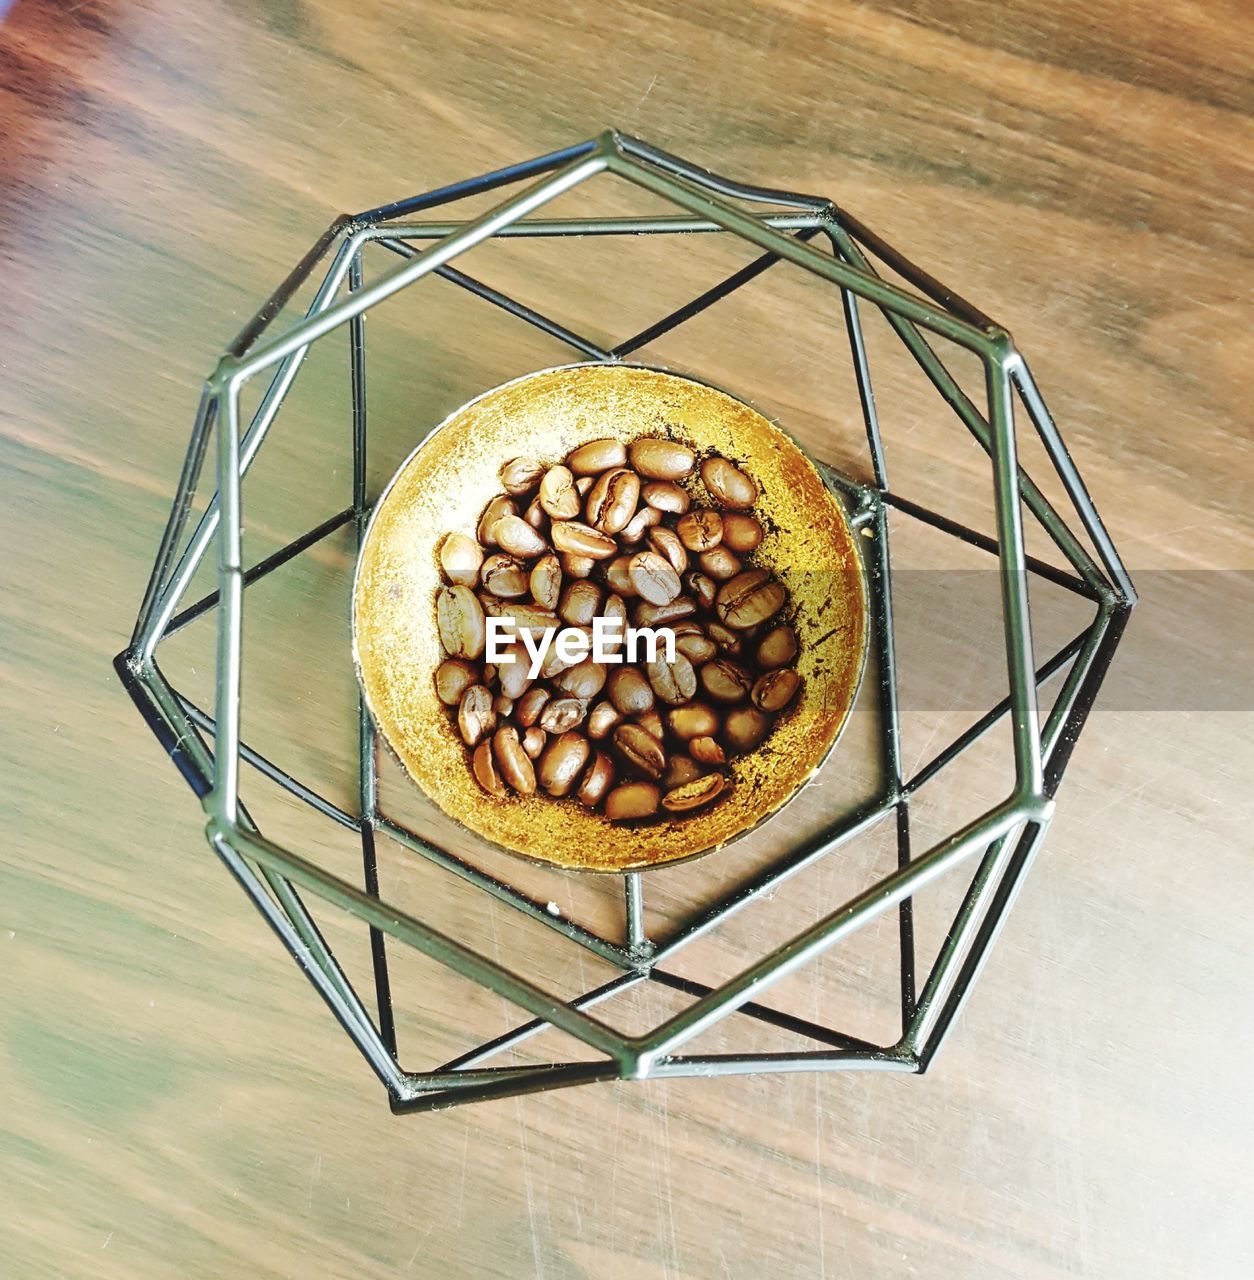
115, 131, 1136, 1113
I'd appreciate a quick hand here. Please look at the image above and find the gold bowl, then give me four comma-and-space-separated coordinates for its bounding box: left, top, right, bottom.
352, 364, 867, 872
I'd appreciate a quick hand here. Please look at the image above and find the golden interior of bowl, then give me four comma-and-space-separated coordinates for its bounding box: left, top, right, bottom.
353, 364, 866, 872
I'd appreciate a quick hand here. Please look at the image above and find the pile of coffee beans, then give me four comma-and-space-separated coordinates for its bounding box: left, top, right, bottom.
433, 436, 801, 822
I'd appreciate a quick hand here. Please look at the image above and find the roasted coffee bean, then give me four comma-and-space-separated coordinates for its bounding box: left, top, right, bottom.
606, 555, 638, 598
515, 686, 551, 728
494, 694, 515, 718
575, 476, 594, 496
567, 437, 626, 475
550, 520, 617, 559
646, 652, 697, 705
757, 623, 798, 668
706, 620, 743, 654
497, 648, 533, 700
634, 597, 697, 626
539, 465, 581, 519
605, 781, 660, 821
700, 455, 758, 509
662, 773, 725, 812
721, 512, 764, 553
629, 551, 682, 605
477, 494, 516, 545
699, 545, 742, 580
560, 552, 595, 579
647, 525, 688, 575
480, 553, 529, 599
586, 467, 640, 535
685, 571, 717, 609
539, 697, 586, 734
577, 751, 615, 808
753, 668, 800, 712
502, 603, 561, 636
689, 736, 726, 765
435, 658, 478, 705
619, 505, 661, 544
558, 579, 602, 626
500, 456, 543, 495
701, 657, 753, 703
635, 708, 666, 741
676, 509, 723, 553
439, 533, 483, 586
642, 480, 690, 514
472, 740, 507, 797
539, 731, 591, 797
717, 568, 786, 630
521, 726, 547, 759
608, 666, 654, 716
629, 438, 695, 480
523, 497, 547, 531
668, 702, 720, 740
457, 684, 496, 746
492, 514, 547, 558
586, 700, 622, 740
674, 629, 717, 664
725, 705, 772, 753
600, 594, 628, 653
492, 725, 536, 794
540, 632, 585, 679
663, 755, 702, 789
557, 657, 607, 701
613, 723, 666, 779
530, 553, 561, 611
437, 585, 486, 659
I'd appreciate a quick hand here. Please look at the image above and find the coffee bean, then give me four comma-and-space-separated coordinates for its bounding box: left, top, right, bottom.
480, 553, 529, 599
605, 781, 660, 821
472, 740, 507, 797
497, 649, 533, 700
701, 657, 753, 703
662, 773, 725, 812
698, 545, 741, 580
523, 497, 547, 531
435, 658, 478, 705
753, 668, 800, 711
586, 700, 622, 740
477, 495, 516, 545
500, 456, 543, 495
613, 723, 666, 778
550, 520, 617, 559
567, 438, 626, 475
647, 526, 688, 575
635, 597, 697, 626
515, 686, 551, 728
530, 554, 561, 611
629, 551, 681, 605
685, 571, 717, 609
575, 476, 593, 496
559, 552, 595, 579
635, 708, 666, 741
642, 480, 690, 514
437, 585, 486, 659
706, 621, 743, 654
586, 467, 640, 535
663, 755, 702, 789
521, 726, 547, 759
757, 624, 798, 668
619, 505, 661, 544
721, 512, 763, 553
539, 697, 586, 734
717, 569, 786, 630
646, 653, 697, 705
600, 594, 628, 653
492, 725, 537, 794
668, 702, 720, 739
701, 455, 758, 509
558, 580, 602, 626
556, 657, 607, 701
502, 603, 561, 636
539, 465, 581, 519
676, 509, 723, 553
577, 751, 615, 808
608, 666, 654, 716
629, 438, 695, 480
606, 555, 638, 598
725, 705, 772, 753
439, 532, 483, 586
538, 731, 590, 797
457, 684, 496, 746
674, 629, 717, 664
493, 693, 514, 717
492, 514, 547, 558
689, 736, 726, 765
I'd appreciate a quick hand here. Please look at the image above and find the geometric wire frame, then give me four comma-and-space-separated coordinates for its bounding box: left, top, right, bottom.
116, 131, 1136, 1113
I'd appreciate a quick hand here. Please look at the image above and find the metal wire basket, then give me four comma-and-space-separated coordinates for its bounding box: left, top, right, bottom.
116, 131, 1135, 1113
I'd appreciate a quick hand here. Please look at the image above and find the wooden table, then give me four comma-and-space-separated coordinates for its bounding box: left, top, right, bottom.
2, 1, 1251, 1275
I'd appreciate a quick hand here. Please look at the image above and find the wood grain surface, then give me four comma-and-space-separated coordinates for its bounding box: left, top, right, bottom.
1, 1, 1252, 1277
